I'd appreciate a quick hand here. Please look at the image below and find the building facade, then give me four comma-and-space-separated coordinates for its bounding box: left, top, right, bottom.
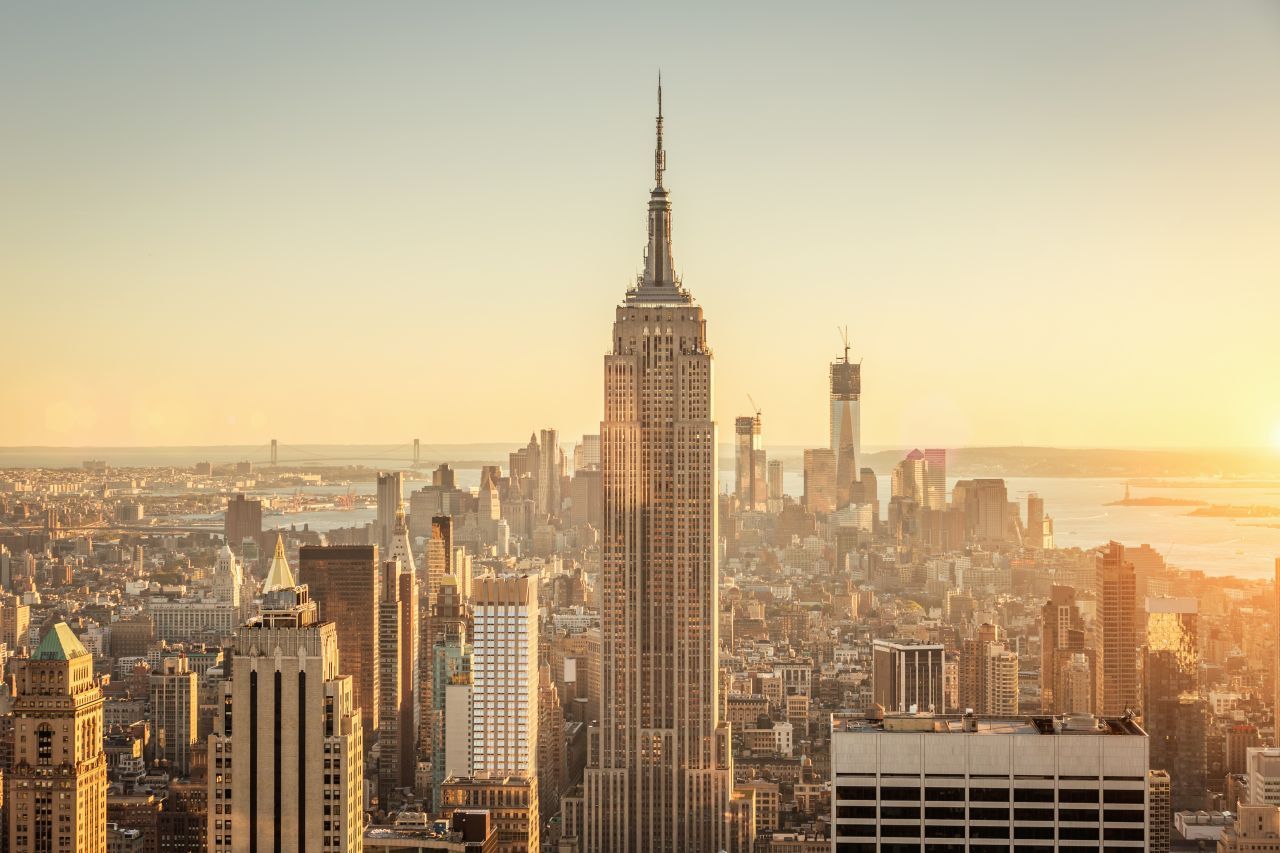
8, 623, 108, 853
298, 544, 381, 739
207, 583, 363, 853
583, 86, 735, 852
831, 711, 1151, 850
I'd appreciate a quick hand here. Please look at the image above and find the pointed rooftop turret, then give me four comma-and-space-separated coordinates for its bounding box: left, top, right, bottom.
262, 534, 296, 593
34, 622, 89, 660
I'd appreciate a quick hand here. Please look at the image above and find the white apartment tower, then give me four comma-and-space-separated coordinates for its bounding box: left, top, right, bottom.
470, 574, 538, 779
583, 83, 735, 853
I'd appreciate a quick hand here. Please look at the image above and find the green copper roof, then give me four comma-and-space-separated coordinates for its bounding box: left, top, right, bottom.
34, 622, 89, 661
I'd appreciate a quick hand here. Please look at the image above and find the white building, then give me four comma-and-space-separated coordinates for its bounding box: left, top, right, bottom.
831, 711, 1150, 850
469, 575, 538, 779
1247, 747, 1280, 805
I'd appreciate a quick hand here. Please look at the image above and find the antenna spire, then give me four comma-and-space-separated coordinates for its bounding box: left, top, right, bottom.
655, 72, 666, 188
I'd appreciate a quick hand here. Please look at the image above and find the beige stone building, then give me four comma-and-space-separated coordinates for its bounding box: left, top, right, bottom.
8, 622, 107, 853
207, 570, 363, 853
583, 84, 735, 852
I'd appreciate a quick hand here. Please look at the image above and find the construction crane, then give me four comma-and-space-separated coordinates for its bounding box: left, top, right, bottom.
747, 394, 761, 419
838, 325, 850, 363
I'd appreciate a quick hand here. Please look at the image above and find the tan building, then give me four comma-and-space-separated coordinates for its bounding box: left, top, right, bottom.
378, 558, 419, 806
583, 85, 735, 852
440, 776, 537, 853
207, 579, 363, 853
1218, 804, 1280, 852
1096, 541, 1139, 716
8, 622, 108, 853
299, 543, 380, 739
0, 593, 30, 653
149, 655, 198, 776
959, 623, 1019, 715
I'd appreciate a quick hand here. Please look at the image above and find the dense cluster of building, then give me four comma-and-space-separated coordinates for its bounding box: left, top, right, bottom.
0, 90, 1277, 853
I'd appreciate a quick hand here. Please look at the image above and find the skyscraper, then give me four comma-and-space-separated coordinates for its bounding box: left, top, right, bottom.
375, 471, 403, 552
224, 493, 262, 556
8, 623, 107, 853
734, 414, 766, 511
802, 448, 836, 515
470, 575, 538, 780
922, 448, 946, 511
537, 428, 561, 517
959, 623, 1018, 715
1096, 541, 1139, 716
439, 576, 541, 853
377, 558, 419, 806
150, 655, 199, 776
1040, 585, 1090, 713
584, 84, 735, 853
1026, 493, 1045, 549
829, 343, 861, 480
298, 544, 381, 739
1143, 596, 1205, 811
430, 576, 472, 809
207, 581, 363, 853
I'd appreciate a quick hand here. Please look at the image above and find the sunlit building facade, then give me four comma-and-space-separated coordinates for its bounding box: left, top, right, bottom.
583, 86, 735, 852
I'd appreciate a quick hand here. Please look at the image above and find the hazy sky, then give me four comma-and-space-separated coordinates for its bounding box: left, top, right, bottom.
4, 2, 1279, 450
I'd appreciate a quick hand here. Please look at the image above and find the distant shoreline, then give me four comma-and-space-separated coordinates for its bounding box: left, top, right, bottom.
0, 443, 1274, 480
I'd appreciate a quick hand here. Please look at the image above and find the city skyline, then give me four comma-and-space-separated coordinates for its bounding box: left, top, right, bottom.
5, 2, 1280, 450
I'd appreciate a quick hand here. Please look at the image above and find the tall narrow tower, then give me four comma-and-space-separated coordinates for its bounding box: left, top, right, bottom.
584, 82, 734, 853
830, 334, 861, 495
8, 623, 107, 853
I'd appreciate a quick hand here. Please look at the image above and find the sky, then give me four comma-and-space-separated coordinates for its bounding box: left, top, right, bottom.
3, 1, 1279, 450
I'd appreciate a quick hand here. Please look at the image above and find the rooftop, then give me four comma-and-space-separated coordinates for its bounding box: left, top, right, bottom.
832, 711, 1145, 737
34, 622, 89, 660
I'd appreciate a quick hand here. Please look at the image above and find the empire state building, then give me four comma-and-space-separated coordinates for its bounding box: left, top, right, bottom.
583, 85, 735, 852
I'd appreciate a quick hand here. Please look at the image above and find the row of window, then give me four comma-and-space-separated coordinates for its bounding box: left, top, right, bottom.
836, 785, 1144, 804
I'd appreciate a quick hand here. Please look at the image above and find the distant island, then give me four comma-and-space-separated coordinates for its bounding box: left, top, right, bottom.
1106, 496, 1207, 507
1187, 504, 1280, 518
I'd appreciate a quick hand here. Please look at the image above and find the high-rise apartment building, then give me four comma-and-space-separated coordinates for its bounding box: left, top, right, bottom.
224, 493, 262, 556
207, 582, 363, 853
470, 575, 539, 780
960, 623, 1019, 715
1143, 596, 1204, 811
871, 639, 945, 714
1040, 585, 1090, 713
8, 623, 108, 853
299, 544, 381, 739
831, 711, 1151, 850
734, 414, 767, 511
1096, 541, 1139, 716
150, 655, 198, 776
583, 86, 735, 853
443, 576, 541, 853
375, 471, 403, 552
377, 558, 419, 806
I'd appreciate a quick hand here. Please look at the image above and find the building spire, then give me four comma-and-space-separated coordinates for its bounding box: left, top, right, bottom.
632, 74, 688, 301
655, 72, 665, 188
